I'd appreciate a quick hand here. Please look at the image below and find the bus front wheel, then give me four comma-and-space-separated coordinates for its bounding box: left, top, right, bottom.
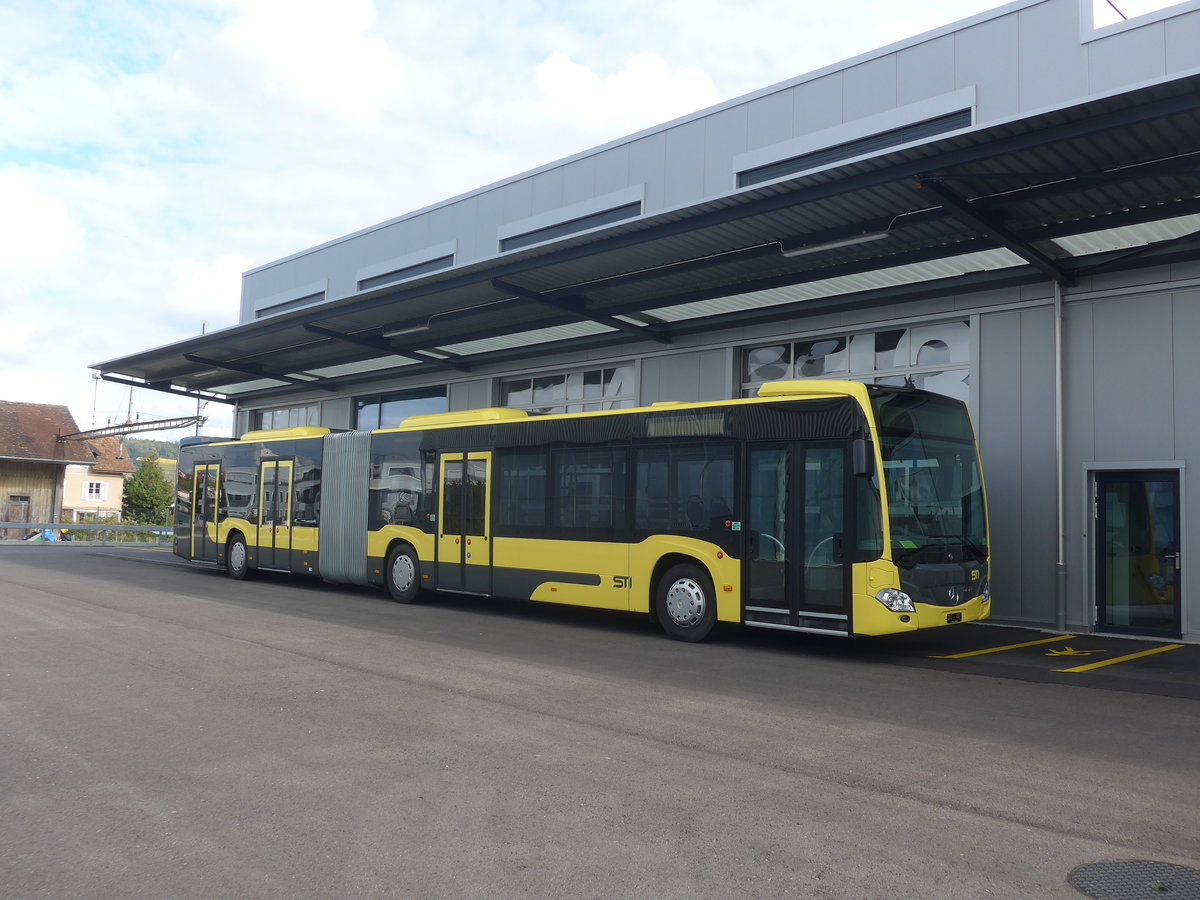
226, 534, 252, 581
386, 545, 422, 603
655, 563, 716, 642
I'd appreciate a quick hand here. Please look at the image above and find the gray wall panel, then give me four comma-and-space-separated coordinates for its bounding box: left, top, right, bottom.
746, 91, 794, 151
472, 189, 505, 261
1061, 300, 1094, 627
978, 310, 1026, 620
1166, 8, 1200, 73
1017, 306, 1057, 622
1172, 288, 1200, 635
529, 164, 565, 220
976, 305, 1062, 624
1063, 298, 1095, 459
593, 143, 631, 197
662, 120, 707, 209
449, 379, 492, 412
791, 71, 843, 136
897, 34, 956, 106
1089, 295, 1175, 461
499, 177, 534, 225
639, 350, 728, 405
842, 55, 897, 121
1087, 21, 1167, 95
703, 106, 749, 197
627, 131, 667, 213
954, 13, 1021, 121
1017, 1, 1089, 112
1171, 289, 1200, 461
561, 154, 598, 208
320, 396, 353, 430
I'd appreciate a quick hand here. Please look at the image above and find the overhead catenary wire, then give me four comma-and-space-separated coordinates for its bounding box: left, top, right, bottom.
1104, 0, 1127, 21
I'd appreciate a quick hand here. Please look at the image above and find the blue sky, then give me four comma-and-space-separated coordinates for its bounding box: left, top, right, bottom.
0, 0, 1182, 437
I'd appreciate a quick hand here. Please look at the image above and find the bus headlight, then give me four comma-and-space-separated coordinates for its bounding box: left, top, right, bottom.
980, 581, 991, 604
876, 588, 915, 613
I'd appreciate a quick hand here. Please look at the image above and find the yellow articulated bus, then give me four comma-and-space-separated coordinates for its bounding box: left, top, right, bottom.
175, 380, 990, 642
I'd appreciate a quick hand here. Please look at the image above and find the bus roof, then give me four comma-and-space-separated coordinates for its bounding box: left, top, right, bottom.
376, 379, 873, 435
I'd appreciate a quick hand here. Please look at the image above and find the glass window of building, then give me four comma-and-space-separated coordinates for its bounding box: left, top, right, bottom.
502, 364, 636, 414
356, 388, 447, 430
254, 404, 320, 430
742, 321, 970, 404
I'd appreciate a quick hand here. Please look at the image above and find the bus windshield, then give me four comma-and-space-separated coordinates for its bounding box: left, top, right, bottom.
870, 390, 987, 566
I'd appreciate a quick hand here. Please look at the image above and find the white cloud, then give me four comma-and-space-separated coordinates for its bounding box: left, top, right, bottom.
536, 52, 721, 134
0, 317, 36, 356
166, 254, 252, 322
0, 171, 84, 269
470, 51, 723, 167
221, 0, 404, 122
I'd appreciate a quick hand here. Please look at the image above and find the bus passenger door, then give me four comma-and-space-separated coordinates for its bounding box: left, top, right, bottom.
437, 452, 492, 594
745, 442, 850, 634
258, 459, 294, 571
192, 463, 221, 562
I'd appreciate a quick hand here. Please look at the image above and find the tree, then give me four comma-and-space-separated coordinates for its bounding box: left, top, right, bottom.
123, 452, 175, 525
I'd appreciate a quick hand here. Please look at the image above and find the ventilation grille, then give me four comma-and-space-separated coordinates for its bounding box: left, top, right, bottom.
500, 201, 642, 252
357, 254, 455, 292
737, 109, 973, 188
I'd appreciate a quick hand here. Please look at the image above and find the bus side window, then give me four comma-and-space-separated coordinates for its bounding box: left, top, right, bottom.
495, 449, 547, 531
635, 444, 734, 535
552, 447, 622, 531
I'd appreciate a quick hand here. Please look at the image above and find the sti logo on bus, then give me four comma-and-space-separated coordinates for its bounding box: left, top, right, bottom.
612, 576, 632, 589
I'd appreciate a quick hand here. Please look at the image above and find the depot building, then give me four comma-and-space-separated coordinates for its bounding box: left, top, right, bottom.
99, 0, 1200, 641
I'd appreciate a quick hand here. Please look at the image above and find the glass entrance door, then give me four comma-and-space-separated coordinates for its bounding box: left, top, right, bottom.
258, 460, 294, 572
192, 463, 220, 562
1095, 470, 1181, 638
746, 443, 850, 631
437, 452, 491, 594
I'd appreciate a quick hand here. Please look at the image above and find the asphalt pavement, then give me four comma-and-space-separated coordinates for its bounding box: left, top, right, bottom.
2, 545, 1198, 899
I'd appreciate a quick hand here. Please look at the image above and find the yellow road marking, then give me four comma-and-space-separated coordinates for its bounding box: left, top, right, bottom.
931, 635, 1075, 659
1054, 643, 1185, 673
1045, 646, 1106, 657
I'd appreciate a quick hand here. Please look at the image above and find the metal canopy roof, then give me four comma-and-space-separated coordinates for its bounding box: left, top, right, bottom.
96, 74, 1200, 403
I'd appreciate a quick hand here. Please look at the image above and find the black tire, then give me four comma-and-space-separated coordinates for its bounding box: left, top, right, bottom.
226, 534, 252, 581
386, 544, 422, 603
655, 563, 716, 642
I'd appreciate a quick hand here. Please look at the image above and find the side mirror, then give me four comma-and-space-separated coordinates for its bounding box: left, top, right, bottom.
852, 438, 875, 478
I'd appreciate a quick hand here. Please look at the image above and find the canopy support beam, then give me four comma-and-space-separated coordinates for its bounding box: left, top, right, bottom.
491, 278, 672, 344
303, 324, 470, 372
183, 354, 337, 391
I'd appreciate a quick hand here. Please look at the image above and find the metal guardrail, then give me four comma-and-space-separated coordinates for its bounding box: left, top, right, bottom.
0, 522, 173, 546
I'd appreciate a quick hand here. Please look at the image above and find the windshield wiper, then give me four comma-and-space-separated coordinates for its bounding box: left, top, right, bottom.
950, 534, 988, 562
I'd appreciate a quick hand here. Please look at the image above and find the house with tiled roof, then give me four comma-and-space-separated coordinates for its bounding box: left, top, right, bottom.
62, 435, 136, 523
0, 401, 96, 536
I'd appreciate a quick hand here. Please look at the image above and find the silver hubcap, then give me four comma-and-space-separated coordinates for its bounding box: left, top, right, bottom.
664, 577, 706, 627
229, 541, 245, 572
391, 554, 415, 593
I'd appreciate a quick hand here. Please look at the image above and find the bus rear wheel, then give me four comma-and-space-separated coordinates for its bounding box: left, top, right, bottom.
226, 534, 252, 581
655, 563, 716, 642
386, 545, 422, 603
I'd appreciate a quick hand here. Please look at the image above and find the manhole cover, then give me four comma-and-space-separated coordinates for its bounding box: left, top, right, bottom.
1069, 861, 1200, 899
